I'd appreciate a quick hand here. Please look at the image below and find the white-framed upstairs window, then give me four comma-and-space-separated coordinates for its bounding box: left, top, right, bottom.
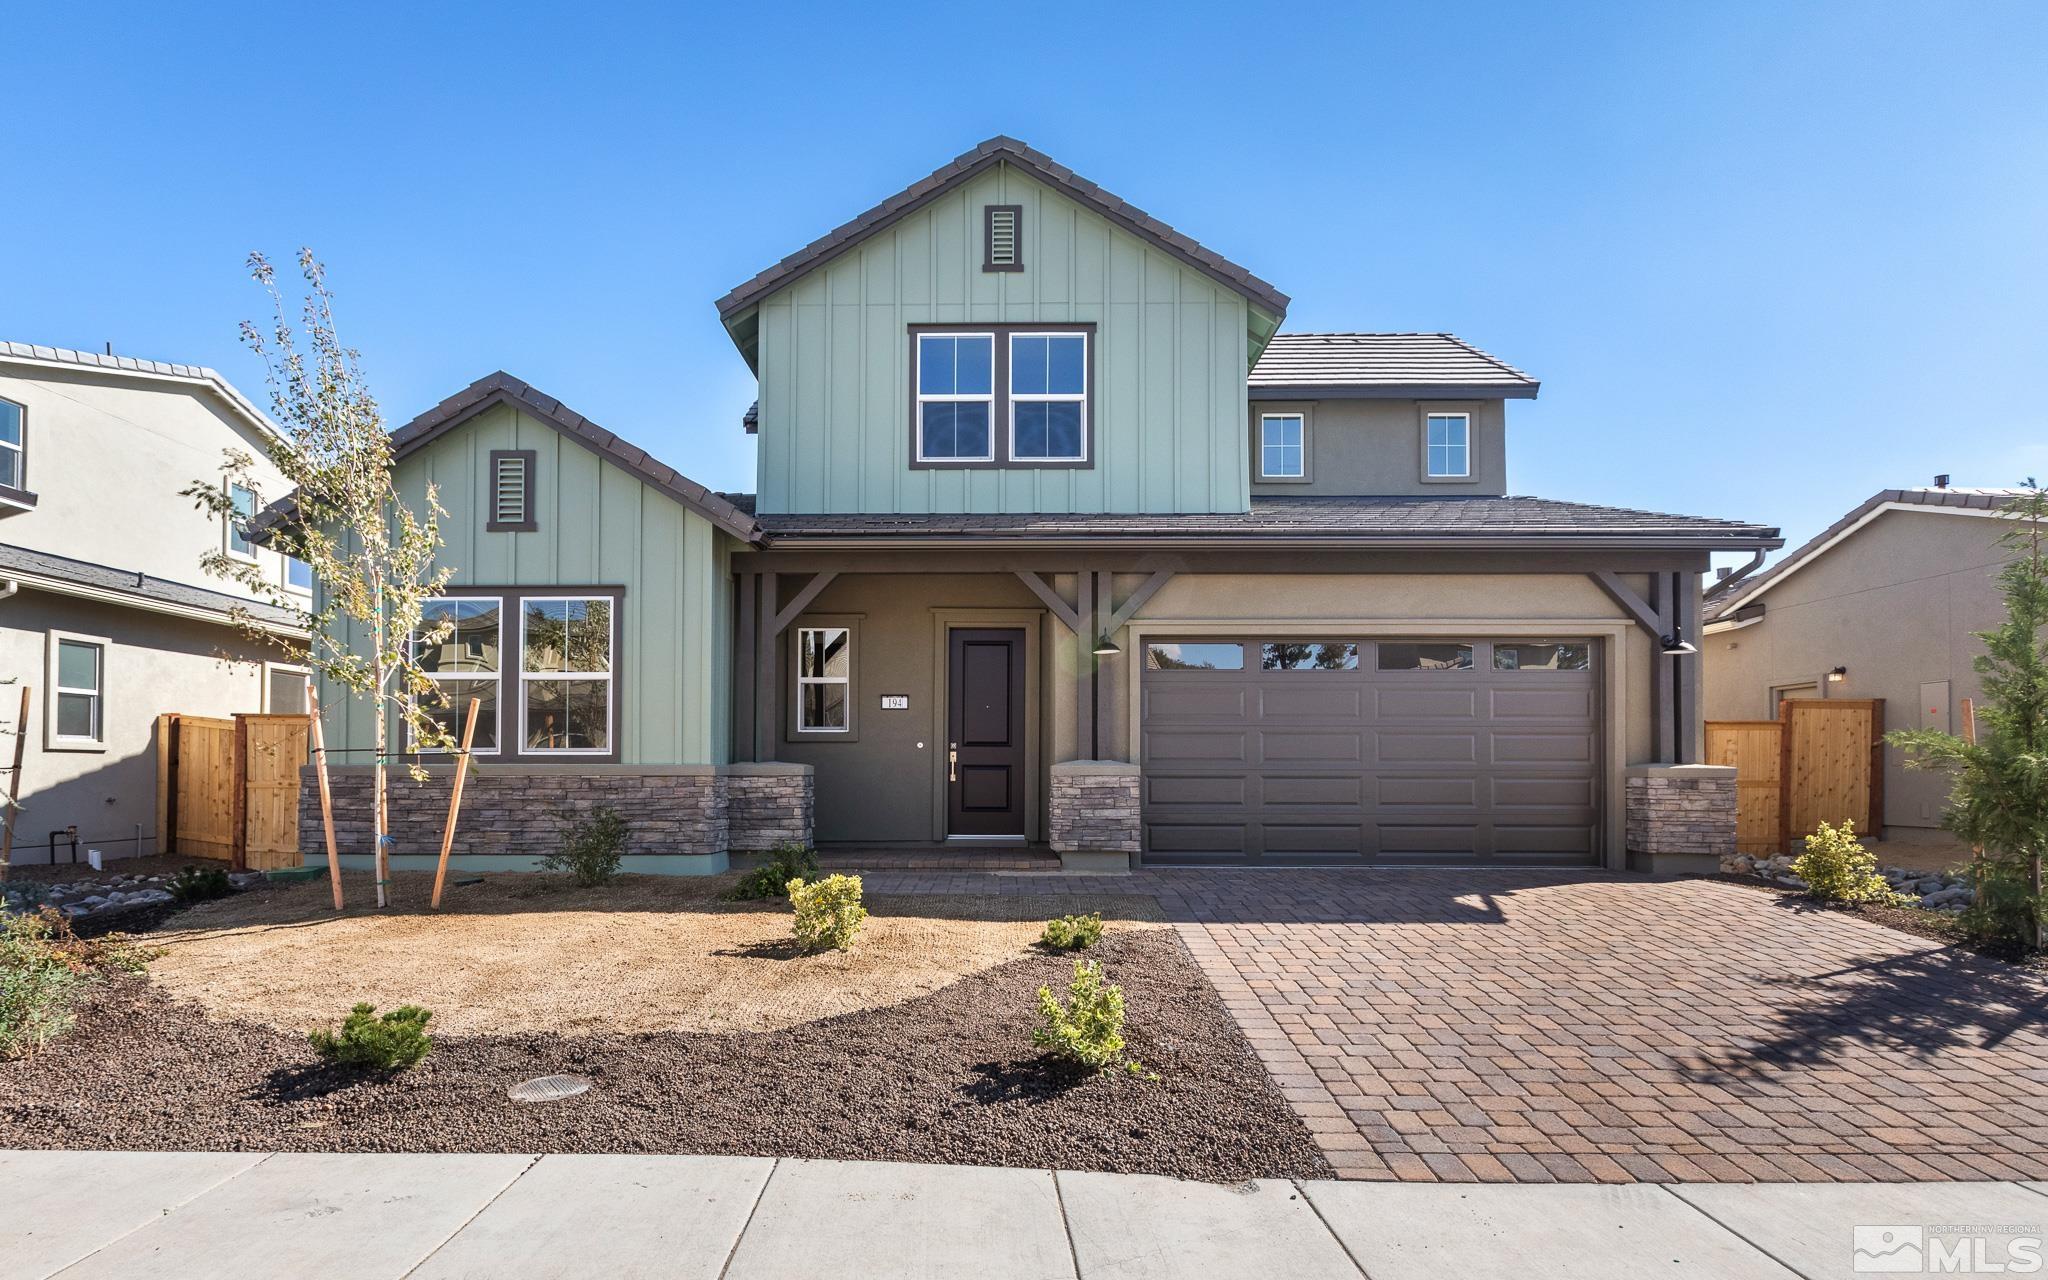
1008, 332, 1087, 462
413, 596, 503, 754
224, 479, 259, 561
47, 630, 108, 751
1425, 413, 1471, 478
1259, 413, 1306, 480
915, 333, 995, 462
282, 555, 314, 596
519, 596, 614, 756
796, 626, 851, 733
0, 396, 24, 492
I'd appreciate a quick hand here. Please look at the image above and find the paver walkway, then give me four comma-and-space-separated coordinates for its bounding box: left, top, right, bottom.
859, 867, 2048, 1183
7, 1149, 2048, 1279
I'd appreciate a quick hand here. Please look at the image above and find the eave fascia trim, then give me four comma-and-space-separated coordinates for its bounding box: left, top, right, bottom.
1246, 383, 1540, 401
755, 533, 1786, 552
3, 571, 309, 638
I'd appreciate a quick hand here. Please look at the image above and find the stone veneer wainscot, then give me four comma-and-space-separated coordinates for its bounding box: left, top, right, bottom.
1624, 763, 1738, 875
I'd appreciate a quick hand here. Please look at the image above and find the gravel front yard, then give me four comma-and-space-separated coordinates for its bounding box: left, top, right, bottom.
0, 889, 1330, 1182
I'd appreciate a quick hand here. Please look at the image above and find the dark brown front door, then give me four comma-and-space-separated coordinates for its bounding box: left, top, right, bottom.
947, 628, 1027, 836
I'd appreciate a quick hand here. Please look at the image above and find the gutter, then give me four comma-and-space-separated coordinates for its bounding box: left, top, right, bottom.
1703, 548, 1768, 600
0, 570, 308, 638
751, 533, 1788, 553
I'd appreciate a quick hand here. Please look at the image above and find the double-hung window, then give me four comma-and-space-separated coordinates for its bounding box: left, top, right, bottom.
915, 333, 995, 462
48, 632, 107, 749
224, 480, 258, 560
520, 597, 614, 755
414, 597, 502, 753
1260, 413, 1305, 479
1425, 413, 1470, 478
796, 626, 851, 732
0, 397, 23, 492
1009, 333, 1086, 462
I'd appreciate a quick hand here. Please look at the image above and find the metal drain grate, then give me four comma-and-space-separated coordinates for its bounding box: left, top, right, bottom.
508, 1074, 592, 1103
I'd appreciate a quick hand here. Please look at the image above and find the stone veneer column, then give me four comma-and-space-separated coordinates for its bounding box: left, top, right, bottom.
1049, 761, 1141, 871
1624, 763, 1738, 874
722, 762, 815, 852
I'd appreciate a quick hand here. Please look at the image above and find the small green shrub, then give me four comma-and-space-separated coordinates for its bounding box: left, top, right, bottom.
788, 874, 868, 951
541, 806, 629, 887
308, 1002, 433, 1071
1791, 820, 1909, 905
169, 865, 233, 903
0, 908, 151, 1061
1033, 957, 1126, 1070
1041, 912, 1104, 950
727, 842, 821, 901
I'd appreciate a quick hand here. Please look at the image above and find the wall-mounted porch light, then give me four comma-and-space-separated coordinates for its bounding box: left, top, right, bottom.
1659, 628, 1697, 656
1827, 666, 1848, 683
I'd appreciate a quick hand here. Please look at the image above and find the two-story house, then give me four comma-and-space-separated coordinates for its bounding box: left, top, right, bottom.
306, 137, 1782, 875
0, 343, 305, 865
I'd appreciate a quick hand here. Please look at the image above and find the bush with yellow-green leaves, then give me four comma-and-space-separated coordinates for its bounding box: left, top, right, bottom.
1791, 819, 1910, 905
788, 874, 868, 951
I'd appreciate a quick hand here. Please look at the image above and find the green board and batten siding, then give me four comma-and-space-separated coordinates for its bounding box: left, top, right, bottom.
751, 162, 1256, 515
320, 402, 735, 766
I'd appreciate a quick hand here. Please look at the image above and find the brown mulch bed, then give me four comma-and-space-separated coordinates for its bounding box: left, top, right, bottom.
0, 930, 1332, 1183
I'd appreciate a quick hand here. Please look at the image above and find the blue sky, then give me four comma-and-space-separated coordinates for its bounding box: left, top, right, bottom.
5, 2, 2044, 562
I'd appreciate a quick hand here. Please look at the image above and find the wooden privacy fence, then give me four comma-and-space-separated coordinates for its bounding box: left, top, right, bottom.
156, 713, 310, 871
1706, 698, 1885, 855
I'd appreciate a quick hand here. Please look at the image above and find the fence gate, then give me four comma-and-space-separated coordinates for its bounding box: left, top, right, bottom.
1705, 697, 1884, 854
157, 712, 310, 870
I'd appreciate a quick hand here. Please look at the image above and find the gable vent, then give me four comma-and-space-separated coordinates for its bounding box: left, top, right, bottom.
487, 449, 536, 531
984, 205, 1023, 272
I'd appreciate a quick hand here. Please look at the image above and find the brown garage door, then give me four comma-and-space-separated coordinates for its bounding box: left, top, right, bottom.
1140, 637, 1600, 863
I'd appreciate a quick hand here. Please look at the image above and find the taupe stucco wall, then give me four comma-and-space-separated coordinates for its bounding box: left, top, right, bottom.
1247, 398, 1508, 497
0, 587, 278, 864
1702, 508, 2013, 830
775, 573, 1051, 844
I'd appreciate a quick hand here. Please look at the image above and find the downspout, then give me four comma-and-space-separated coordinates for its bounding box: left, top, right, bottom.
1703, 549, 1766, 601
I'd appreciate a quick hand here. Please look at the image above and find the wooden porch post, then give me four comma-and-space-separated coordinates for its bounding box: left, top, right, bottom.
755, 573, 778, 762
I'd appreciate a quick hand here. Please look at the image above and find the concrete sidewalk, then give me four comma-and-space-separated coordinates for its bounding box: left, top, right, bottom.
4, 1151, 2046, 1280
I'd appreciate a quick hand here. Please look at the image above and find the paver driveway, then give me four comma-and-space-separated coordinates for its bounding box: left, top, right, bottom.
863, 867, 2048, 1184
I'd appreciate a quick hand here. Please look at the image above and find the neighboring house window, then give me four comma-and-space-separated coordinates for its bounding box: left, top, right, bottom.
916, 333, 995, 462
47, 631, 107, 749
520, 596, 613, 754
414, 596, 503, 754
283, 555, 314, 595
224, 480, 258, 560
264, 663, 311, 714
1009, 333, 1087, 462
1259, 413, 1306, 480
984, 205, 1023, 272
0, 397, 23, 491
487, 449, 537, 531
910, 324, 1095, 468
796, 626, 851, 732
1425, 413, 1470, 478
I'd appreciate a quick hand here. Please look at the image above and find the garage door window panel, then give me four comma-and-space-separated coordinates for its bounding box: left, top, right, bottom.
1261, 642, 1359, 671
1495, 642, 1591, 672
1145, 642, 1244, 671
1376, 642, 1474, 671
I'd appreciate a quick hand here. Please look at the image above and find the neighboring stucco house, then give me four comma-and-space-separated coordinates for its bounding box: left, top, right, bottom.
1702, 484, 2026, 841
305, 137, 1782, 874
0, 343, 304, 865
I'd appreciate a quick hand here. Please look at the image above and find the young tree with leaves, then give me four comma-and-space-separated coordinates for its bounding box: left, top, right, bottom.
187, 250, 457, 908
1888, 481, 2048, 952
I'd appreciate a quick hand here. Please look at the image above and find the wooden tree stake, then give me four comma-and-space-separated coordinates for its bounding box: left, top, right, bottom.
0, 686, 29, 883
431, 697, 481, 911
1960, 697, 1985, 910
306, 679, 344, 911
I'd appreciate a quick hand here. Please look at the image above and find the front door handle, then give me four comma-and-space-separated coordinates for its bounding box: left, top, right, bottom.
948, 742, 958, 783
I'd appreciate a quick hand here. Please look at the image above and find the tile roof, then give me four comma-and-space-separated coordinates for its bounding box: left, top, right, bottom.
1248, 333, 1539, 396
0, 541, 302, 629
1705, 486, 2033, 619
724, 494, 1779, 547
0, 340, 281, 439
714, 136, 1289, 321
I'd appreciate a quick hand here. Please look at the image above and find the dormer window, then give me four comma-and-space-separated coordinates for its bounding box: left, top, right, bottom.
983, 205, 1023, 272
487, 449, 537, 531
1425, 413, 1471, 479
1259, 413, 1307, 481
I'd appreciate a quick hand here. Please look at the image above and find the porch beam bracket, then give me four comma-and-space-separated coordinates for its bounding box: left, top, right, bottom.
1590, 571, 1665, 639
768, 571, 840, 636
1012, 570, 1085, 633
1103, 569, 1175, 636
